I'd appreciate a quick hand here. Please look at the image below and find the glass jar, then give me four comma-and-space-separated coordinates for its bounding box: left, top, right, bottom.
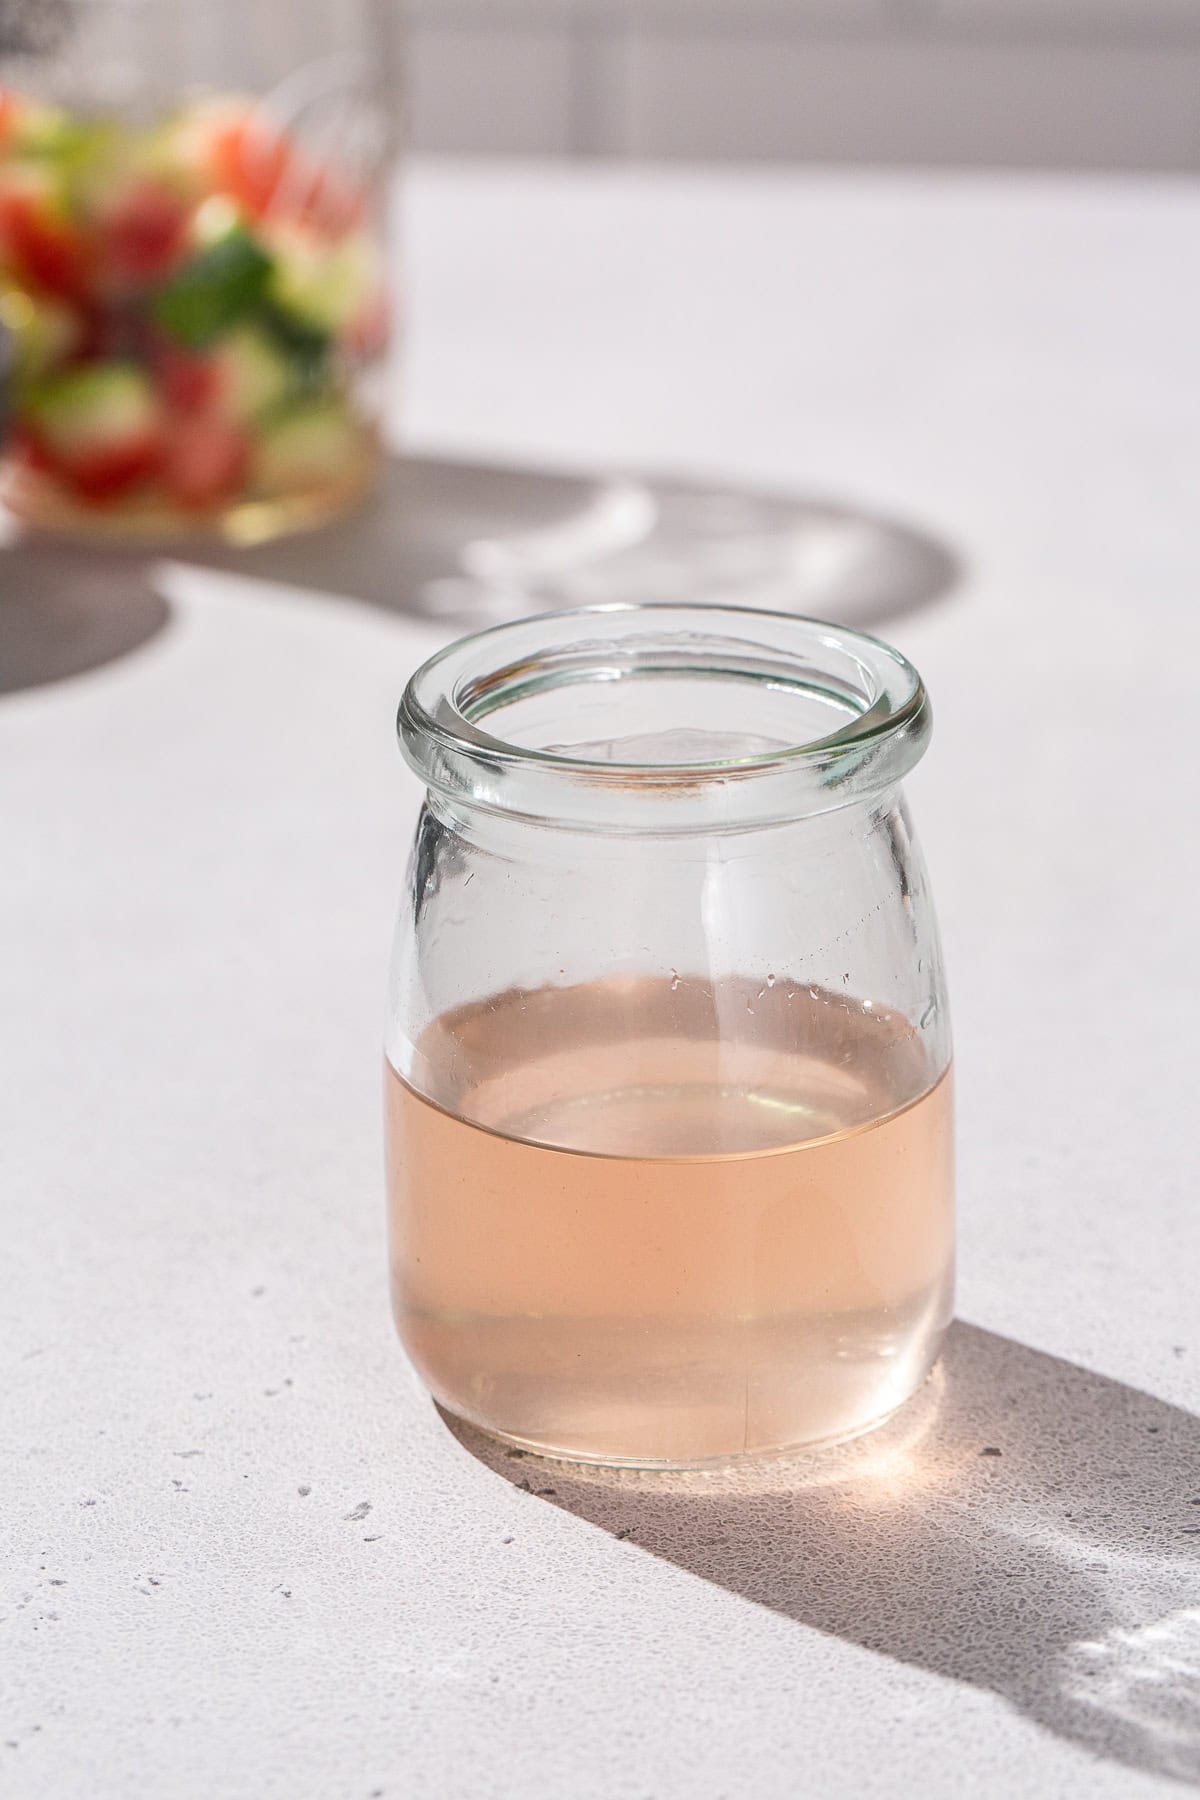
385, 604, 954, 1468
0, 0, 396, 541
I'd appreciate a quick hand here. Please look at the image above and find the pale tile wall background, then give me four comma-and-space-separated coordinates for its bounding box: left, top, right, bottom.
406, 0, 1200, 167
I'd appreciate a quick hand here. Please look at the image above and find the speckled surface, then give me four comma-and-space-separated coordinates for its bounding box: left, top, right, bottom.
2, 164, 1199, 1798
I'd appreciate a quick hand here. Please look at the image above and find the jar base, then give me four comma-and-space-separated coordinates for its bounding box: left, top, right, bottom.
408, 1296, 949, 1476
439, 1353, 944, 1473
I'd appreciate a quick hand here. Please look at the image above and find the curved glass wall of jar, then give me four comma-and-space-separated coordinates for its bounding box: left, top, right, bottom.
385, 605, 954, 1468
0, 0, 398, 541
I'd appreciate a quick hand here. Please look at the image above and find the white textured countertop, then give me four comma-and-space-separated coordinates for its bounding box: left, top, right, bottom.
3, 162, 1200, 1799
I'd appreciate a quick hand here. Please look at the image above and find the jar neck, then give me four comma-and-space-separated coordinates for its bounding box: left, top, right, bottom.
426, 785, 908, 866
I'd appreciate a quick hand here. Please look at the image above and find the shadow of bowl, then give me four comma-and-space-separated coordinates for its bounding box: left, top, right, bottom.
0, 541, 170, 696
0, 451, 960, 696
181, 453, 964, 633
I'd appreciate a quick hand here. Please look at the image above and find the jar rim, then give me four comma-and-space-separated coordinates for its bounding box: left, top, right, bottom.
398, 603, 931, 832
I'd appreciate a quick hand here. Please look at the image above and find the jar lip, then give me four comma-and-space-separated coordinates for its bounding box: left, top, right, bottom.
398, 603, 931, 830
